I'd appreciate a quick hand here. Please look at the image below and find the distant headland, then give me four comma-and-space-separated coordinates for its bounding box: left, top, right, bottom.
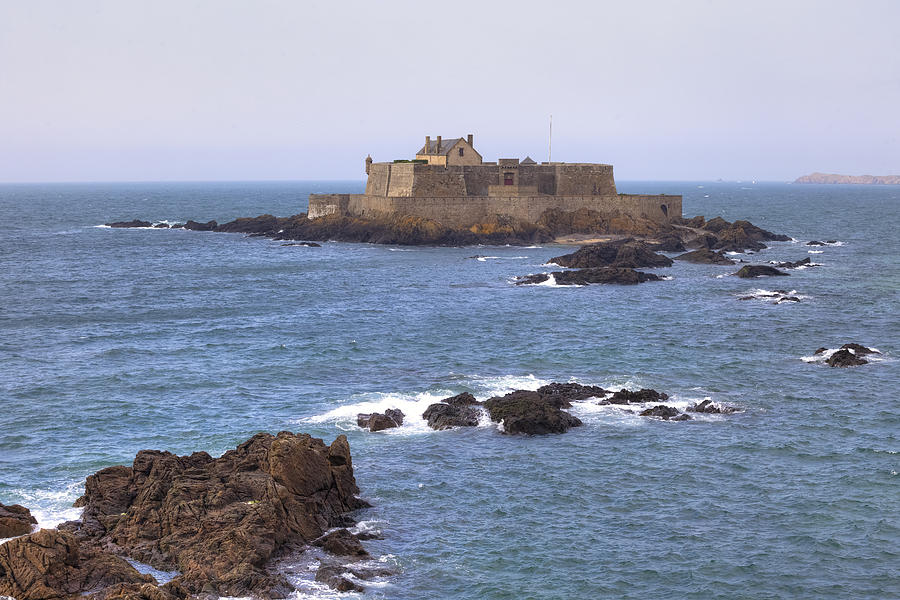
794, 172, 900, 185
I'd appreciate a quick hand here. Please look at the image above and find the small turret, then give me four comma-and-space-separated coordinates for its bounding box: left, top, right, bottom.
365, 154, 372, 175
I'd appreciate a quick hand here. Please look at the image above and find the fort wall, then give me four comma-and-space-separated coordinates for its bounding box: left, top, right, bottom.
309, 192, 681, 228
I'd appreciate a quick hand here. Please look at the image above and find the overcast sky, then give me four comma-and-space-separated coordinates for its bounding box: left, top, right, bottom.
1, 0, 898, 182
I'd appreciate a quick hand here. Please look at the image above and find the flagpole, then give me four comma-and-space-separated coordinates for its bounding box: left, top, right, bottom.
548, 114, 553, 162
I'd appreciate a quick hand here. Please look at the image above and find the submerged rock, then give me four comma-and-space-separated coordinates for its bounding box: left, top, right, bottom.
0, 529, 154, 600
72, 432, 368, 598
840, 343, 879, 355
423, 393, 482, 430
484, 390, 582, 435
106, 220, 151, 228
281, 241, 321, 247
674, 248, 735, 264
735, 265, 790, 278
315, 559, 396, 593
826, 349, 868, 367
0, 503, 37, 538
517, 267, 662, 286
358, 409, 404, 431
549, 238, 674, 269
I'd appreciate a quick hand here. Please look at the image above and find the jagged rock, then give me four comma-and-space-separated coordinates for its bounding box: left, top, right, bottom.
0, 502, 37, 537
639, 405, 691, 420
516, 267, 662, 286
772, 257, 812, 269
169, 224, 183, 229
603, 388, 669, 405
315, 560, 396, 593
422, 393, 482, 430
549, 238, 673, 269
651, 233, 687, 252
826, 349, 868, 367
357, 409, 404, 431
89, 581, 189, 600
484, 390, 582, 435
72, 432, 368, 598
106, 220, 151, 228
735, 265, 790, 278
153, 223, 169, 229
674, 248, 735, 264
182, 220, 218, 231
0, 529, 154, 600
814, 347, 828, 354
535, 383, 608, 407
688, 399, 739, 414
314, 529, 369, 557
806, 240, 825, 246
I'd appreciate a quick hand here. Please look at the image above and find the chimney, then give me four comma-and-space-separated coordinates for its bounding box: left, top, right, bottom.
436, 135, 441, 152
467, 133, 473, 147
425, 136, 430, 153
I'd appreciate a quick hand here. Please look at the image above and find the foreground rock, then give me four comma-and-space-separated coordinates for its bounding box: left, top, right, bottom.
735, 265, 790, 278
423, 393, 482, 430
484, 390, 583, 435
357, 409, 404, 431
674, 248, 736, 265
549, 238, 673, 269
67, 432, 368, 598
0, 529, 154, 600
516, 267, 662, 286
0, 502, 37, 537
695, 217, 791, 252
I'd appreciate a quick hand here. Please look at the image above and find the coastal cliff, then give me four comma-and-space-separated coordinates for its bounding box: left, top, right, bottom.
794, 172, 900, 184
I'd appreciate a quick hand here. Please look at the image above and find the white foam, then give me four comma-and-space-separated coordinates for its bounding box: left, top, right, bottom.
8, 482, 84, 530
802, 346, 885, 363
660, 275, 674, 281
523, 245, 543, 249
476, 256, 501, 261
808, 250, 824, 254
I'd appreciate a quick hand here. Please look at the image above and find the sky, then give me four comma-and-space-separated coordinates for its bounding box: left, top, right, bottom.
1, 0, 898, 182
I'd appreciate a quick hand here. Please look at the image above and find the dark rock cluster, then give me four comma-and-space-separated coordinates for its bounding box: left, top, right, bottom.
548, 238, 673, 269
814, 343, 880, 367
0, 432, 373, 599
0, 502, 37, 538
358, 408, 405, 431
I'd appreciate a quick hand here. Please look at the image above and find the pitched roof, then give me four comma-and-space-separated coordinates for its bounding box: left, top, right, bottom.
521, 156, 537, 165
416, 137, 464, 155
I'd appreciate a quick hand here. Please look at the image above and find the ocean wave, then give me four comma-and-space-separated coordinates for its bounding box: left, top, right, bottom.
808, 250, 824, 254
5, 481, 84, 531
738, 288, 808, 304
801, 346, 886, 364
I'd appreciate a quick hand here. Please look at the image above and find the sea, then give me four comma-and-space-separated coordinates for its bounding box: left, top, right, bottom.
0, 181, 897, 599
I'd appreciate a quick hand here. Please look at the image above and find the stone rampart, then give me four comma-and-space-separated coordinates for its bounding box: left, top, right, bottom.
308, 193, 682, 227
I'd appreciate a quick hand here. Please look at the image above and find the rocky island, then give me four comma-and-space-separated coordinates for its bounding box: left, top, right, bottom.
794, 172, 900, 184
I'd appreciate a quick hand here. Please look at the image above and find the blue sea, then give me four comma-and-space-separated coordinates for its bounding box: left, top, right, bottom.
1, 181, 897, 599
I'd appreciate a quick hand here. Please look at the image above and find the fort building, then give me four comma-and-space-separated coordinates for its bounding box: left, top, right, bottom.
308, 134, 681, 228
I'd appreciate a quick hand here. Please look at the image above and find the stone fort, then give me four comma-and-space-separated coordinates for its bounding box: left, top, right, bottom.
308, 134, 681, 228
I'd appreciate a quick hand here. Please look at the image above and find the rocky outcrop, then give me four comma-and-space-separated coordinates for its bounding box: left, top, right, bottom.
806, 240, 837, 246
314, 559, 395, 593
602, 388, 669, 405
735, 265, 790, 278
357, 409, 404, 431
772, 257, 813, 269
535, 383, 608, 406
422, 393, 482, 430
549, 238, 673, 269
0, 502, 37, 537
67, 432, 368, 598
484, 390, 582, 435
838, 343, 879, 355
313, 528, 369, 558
674, 248, 735, 264
281, 242, 321, 247
516, 267, 662, 286
639, 405, 691, 421
182, 220, 218, 231
738, 289, 802, 304
688, 399, 739, 414
0, 529, 154, 600
826, 349, 868, 367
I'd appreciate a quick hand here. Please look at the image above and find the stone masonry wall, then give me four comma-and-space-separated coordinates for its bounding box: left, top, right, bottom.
308, 193, 682, 227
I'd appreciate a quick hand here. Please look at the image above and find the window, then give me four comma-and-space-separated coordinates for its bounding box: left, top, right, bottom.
504, 173, 514, 185
459, 148, 464, 157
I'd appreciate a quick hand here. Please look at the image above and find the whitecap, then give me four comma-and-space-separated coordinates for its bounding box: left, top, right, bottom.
808, 250, 824, 254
